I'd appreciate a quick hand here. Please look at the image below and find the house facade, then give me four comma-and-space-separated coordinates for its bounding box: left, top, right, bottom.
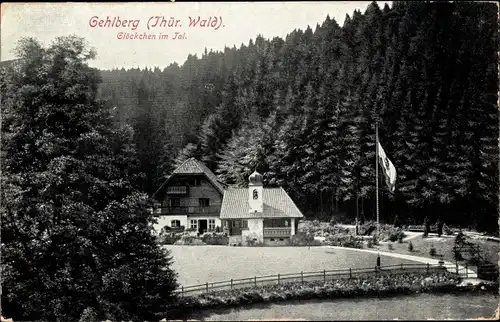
219, 171, 304, 246
151, 158, 226, 234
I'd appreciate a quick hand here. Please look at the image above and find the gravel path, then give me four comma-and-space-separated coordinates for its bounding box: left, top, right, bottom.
325, 245, 478, 278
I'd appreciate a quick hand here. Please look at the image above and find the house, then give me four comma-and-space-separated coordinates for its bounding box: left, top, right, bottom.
219, 171, 304, 246
151, 158, 226, 234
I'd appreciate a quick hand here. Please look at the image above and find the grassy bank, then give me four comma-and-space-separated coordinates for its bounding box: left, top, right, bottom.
158, 272, 498, 320
382, 234, 499, 269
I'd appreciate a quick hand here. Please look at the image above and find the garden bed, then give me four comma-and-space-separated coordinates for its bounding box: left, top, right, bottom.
158, 272, 497, 320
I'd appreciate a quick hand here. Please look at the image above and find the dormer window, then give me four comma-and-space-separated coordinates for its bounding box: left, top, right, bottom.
253, 189, 258, 200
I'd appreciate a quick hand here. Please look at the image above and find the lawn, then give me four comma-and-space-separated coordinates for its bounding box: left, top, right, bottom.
164, 245, 420, 286
380, 233, 499, 268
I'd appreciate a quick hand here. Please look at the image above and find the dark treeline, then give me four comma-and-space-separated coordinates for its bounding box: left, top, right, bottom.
98, 1, 499, 232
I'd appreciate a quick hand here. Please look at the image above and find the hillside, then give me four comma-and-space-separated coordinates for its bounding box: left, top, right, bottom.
96, 1, 499, 232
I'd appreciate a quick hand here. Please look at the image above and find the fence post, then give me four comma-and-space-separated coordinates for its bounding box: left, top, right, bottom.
231, 279, 233, 289
206, 282, 209, 293
465, 263, 468, 278
181, 286, 184, 296
278, 273, 280, 285
323, 269, 326, 283
455, 262, 459, 275
254, 276, 257, 287
375, 266, 378, 277
301, 271, 304, 284
426, 263, 430, 274
349, 268, 352, 279
401, 263, 403, 270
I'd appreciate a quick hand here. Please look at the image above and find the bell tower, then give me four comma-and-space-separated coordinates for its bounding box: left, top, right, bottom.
248, 171, 263, 213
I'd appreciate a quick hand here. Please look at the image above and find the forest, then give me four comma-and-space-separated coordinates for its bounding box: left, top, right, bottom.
97, 1, 499, 232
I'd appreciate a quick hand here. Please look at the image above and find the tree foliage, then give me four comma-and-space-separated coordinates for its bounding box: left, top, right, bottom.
1, 36, 178, 321
97, 1, 498, 230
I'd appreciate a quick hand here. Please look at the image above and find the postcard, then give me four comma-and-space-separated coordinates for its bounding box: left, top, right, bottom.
1, 1, 499, 321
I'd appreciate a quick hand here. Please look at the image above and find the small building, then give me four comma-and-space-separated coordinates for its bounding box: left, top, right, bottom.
220, 171, 304, 246
152, 158, 226, 234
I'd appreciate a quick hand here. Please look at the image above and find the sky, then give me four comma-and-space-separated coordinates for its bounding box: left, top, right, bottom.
1, 1, 391, 70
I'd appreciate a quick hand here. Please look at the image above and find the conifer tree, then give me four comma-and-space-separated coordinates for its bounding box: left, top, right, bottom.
1, 36, 178, 321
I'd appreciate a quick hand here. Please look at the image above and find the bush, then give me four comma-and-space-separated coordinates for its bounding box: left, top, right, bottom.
325, 233, 363, 248
388, 243, 394, 250
299, 221, 350, 238
436, 219, 444, 237
443, 224, 453, 236
408, 241, 414, 252
166, 272, 462, 320
291, 232, 322, 246
388, 230, 406, 243
201, 232, 228, 245
429, 245, 437, 257
160, 232, 183, 245
367, 238, 373, 248
174, 235, 206, 245
393, 215, 400, 228
423, 217, 430, 237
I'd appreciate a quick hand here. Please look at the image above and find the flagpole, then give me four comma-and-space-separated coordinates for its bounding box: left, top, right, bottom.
376, 121, 380, 266
376, 123, 379, 238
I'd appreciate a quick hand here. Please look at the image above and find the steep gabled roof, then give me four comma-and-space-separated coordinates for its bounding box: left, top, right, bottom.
220, 187, 304, 219
152, 158, 225, 198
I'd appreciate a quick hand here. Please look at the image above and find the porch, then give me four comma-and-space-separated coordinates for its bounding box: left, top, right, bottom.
223, 218, 297, 237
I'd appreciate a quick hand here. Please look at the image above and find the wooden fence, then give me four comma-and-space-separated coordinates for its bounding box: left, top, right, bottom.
175, 263, 448, 296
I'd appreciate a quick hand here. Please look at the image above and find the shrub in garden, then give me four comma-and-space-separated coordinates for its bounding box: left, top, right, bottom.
423, 217, 430, 237
443, 224, 453, 236
393, 215, 401, 228
201, 232, 229, 245
388, 243, 394, 250
291, 232, 322, 246
325, 233, 362, 248
167, 272, 462, 319
160, 232, 183, 245
174, 235, 206, 245
436, 218, 443, 237
429, 244, 437, 256
367, 238, 373, 248
408, 241, 414, 252
388, 229, 406, 243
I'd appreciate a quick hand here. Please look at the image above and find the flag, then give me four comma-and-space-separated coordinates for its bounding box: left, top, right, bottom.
377, 141, 397, 193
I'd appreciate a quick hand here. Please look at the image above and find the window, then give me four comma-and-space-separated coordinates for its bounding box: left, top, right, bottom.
169, 198, 180, 207
279, 238, 284, 241
253, 189, 258, 200
209, 219, 215, 231
171, 220, 180, 228
270, 238, 275, 242
264, 218, 288, 228
190, 219, 198, 230
190, 178, 202, 186
199, 198, 210, 207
